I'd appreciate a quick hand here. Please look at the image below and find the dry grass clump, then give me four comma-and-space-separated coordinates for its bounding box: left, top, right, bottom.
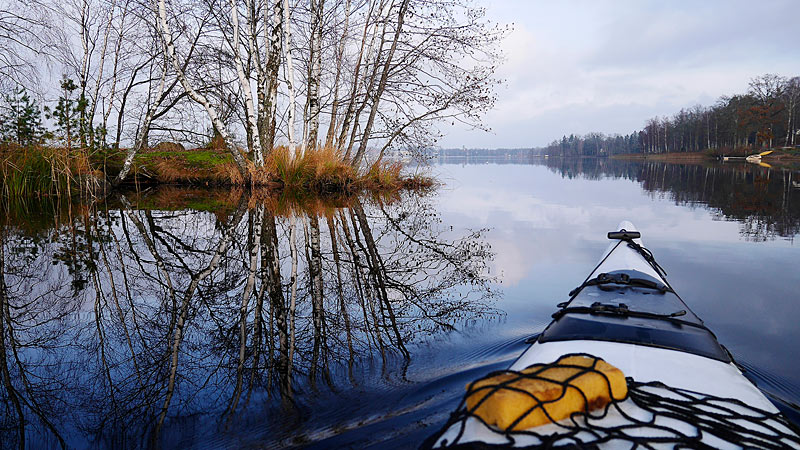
265, 146, 358, 191
361, 160, 435, 191
399, 172, 436, 190
264, 146, 434, 193
362, 160, 403, 190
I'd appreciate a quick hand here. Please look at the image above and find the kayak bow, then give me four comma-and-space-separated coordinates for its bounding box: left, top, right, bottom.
425, 221, 800, 449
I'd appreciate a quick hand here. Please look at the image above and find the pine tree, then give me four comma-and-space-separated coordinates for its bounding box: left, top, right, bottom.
0, 87, 44, 146
44, 78, 86, 149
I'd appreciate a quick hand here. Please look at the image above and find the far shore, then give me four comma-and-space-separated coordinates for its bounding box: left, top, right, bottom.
612, 152, 712, 162
612, 149, 800, 169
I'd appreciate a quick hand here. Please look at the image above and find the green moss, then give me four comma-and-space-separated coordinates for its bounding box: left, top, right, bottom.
183, 150, 232, 168
132, 149, 232, 169
134, 150, 173, 163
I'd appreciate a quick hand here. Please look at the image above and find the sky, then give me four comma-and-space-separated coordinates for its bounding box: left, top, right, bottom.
439, 0, 800, 149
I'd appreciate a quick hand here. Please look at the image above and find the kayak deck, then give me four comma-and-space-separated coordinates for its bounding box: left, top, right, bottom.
538, 268, 731, 362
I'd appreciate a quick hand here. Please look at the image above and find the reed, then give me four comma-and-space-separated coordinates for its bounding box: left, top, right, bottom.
0, 143, 91, 198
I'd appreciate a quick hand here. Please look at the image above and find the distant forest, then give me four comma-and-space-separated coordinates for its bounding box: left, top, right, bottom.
544, 74, 799, 157
438, 74, 800, 159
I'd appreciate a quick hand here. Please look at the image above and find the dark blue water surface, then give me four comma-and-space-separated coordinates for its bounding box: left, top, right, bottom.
2, 158, 799, 448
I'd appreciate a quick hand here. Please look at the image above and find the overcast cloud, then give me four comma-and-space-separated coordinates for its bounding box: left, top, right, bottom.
440, 0, 800, 148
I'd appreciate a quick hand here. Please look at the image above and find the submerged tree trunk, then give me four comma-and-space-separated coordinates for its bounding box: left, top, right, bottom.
328, 215, 354, 379
262, 214, 290, 396
307, 215, 326, 386
351, 201, 409, 358
287, 215, 299, 391
228, 205, 262, 415
0, 235, 27, 449
149, 199, 248, 443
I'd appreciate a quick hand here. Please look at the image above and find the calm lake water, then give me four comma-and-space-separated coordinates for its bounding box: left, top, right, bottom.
2, 158, 799, 448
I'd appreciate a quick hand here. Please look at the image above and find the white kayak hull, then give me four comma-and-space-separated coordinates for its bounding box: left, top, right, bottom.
427, 221, 800, 449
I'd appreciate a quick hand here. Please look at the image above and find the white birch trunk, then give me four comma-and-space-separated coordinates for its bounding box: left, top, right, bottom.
344, 7, 387, 159
304, 0, 324, 151
282, 0, 298, 158
351, 0, 410, 167
88, 0, 118, 150
251, 0, 269, 158
337, 0, 379, 153
230, 0, 264, 165
786, 98, 794, 146
102, 0, 129, 145
156, 0, 250, 179
78, 0, 91, 149
264, 0, 283, 152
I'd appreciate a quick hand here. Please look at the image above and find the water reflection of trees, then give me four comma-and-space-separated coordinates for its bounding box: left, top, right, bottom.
0, 190, 497, 448
540, 158, 800, 241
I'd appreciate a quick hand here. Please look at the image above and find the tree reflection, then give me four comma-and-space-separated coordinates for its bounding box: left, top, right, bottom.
0, 189, 498, 447
540, 158, 800, 241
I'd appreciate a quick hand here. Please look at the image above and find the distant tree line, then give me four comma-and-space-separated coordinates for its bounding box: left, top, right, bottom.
435, 148, 537, 158
542, 74, 800, 157
541, 132, 641, 157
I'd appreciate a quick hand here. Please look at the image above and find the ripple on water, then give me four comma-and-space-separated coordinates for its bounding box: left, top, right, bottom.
738, 359, 800, 427
242, 332, 535, 448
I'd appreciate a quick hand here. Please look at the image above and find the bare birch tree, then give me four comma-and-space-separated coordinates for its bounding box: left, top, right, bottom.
5, 0, 502, 186
155, 0, 251, 178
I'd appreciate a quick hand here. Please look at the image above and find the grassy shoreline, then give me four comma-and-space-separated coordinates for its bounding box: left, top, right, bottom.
612, 148, 800, 169
1, 143, 434, 198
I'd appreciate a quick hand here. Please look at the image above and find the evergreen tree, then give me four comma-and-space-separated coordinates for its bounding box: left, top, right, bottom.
0, 87, 44, 146
44, 78, 88, 149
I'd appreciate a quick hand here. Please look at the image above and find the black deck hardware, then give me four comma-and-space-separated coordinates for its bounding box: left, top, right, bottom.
608, 229, 640, 240
568, 272, 672, 297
